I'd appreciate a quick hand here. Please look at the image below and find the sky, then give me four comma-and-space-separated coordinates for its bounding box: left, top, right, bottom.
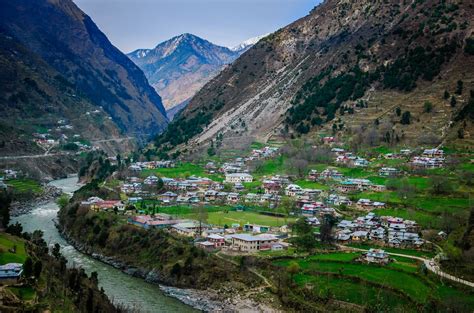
74, 0, 319, 53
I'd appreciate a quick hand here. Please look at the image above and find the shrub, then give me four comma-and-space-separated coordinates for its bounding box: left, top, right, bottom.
423, 101, 433, 113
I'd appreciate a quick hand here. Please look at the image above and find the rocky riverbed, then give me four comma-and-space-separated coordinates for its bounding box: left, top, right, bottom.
10, 184, 63, 217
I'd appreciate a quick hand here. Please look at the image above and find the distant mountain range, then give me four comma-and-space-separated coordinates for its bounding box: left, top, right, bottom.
128, 33, 267, 116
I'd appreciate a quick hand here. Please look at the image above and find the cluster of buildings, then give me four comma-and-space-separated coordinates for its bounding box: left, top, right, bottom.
128, 160, 175, 171
336, 213, 424, 248
334, 150, 370, 168
411, 148, 445, 169
336, 178, 386, 193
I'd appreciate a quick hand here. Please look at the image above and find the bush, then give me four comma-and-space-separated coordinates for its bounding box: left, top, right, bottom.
423, 101, 433, 113
400, 111, 411, 124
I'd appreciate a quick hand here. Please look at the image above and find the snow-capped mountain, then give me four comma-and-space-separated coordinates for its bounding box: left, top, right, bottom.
230, 33, 270, 52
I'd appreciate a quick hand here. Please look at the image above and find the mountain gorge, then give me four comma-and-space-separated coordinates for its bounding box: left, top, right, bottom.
155, 0, 473, 156
0, 0, 168, 149
128, 33, 264, 116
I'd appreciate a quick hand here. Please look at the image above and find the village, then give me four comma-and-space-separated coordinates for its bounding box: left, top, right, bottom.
74, 141, 452, 261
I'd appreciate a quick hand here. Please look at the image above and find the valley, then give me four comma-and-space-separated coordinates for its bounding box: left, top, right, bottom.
1, 0, 473, 312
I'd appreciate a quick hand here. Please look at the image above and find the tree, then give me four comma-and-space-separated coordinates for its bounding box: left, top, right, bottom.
194, 206, 208, 237
320, 214, 336, 245
0, 192, 12, 228
400, 111, 411, 125
56, 194, 70, 209
429, 176, 454, 195
23, 257, 33, 278
33, 260, 43, 279
52, 243, 61, 259
456, 80, 463, 95
286, 158, 308, 178
444, 90, 450, 100
287, 262, 300, 278
291, 218, 317, 251
423, 101, 433, 113
450, 95, 457, 107
395, 107, 402, 116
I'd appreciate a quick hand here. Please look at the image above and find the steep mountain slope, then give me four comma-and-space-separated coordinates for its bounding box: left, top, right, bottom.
128, 34, 249, 111
155, 0, 473, 155
0, 0, 168, 141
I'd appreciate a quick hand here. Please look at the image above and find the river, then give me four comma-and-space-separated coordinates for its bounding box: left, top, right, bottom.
11, 176, 196, 313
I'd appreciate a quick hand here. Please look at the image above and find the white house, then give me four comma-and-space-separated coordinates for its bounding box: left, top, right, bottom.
225, 173, 253, 183
285, 184, 303, 197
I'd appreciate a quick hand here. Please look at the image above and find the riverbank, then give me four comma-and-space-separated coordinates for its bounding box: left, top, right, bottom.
10, 184, 62, 217
57, 225, 279, 312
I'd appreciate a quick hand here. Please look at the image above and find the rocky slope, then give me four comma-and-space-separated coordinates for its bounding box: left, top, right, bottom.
155, 0, 474, 155
0, 0, 168, 143
128, 33, 264, 113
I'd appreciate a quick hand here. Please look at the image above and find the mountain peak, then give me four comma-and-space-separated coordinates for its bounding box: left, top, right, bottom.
230, 33, 269, 52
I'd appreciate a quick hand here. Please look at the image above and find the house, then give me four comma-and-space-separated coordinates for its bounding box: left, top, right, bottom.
308, 169, 319, 181
337, 181, 359, 193
230, 234, 279, 252
128, 215, 181, 229
263, 180, 282, 194
0, 263, 23, 280
356, 199, 385, 211
351, 231, 368, 241
227, 192, 240, 203
159, 192, 178, 203
144, 175, 160, 185
319, 169, 343, 180
204, 190, 218, 202
354, 158, 369, 167
197, 241, 216, 251
207, 234, 225, 247
379, 167, 400, 177
4, 169, 18, 179
243, 224, 271, 233
364, 249, 390, 264
91, 200, 125, 211
369, 184, 386, 192
285, 184, 303, 197
245, 193, 259, 203
225, 173, 253, 183
422, 148, 444, 158
172, 221, 208, 237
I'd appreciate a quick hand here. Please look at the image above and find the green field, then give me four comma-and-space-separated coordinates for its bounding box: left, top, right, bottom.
7, 179, 42, 194
275, 258, 431, 302
140, 162, 224, 181
0, 233, 27, 264
188, 210, 296, 227
293, 273, 413, 309
274, 253, 474, 306
294, 180, 330, 190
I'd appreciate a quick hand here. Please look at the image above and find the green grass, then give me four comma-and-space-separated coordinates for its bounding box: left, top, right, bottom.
140, 162, 224, 182
346, 243, 436, 258
0, 233, 27, 264
7, 179, 42, 194
8, 286, 36, 301
293, 273, 413, 309
254, 155, 286, 177
189, 211, 296, 227
243, 181, 262, 192
294, 180, 330, 190
275, 259, 431, 302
